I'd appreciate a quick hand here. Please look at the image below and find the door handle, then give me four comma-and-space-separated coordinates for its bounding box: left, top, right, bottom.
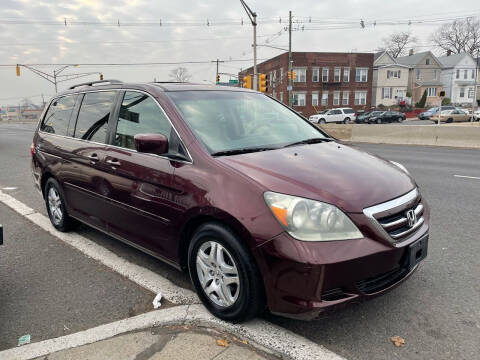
87, 153, 99, 164
106, 159, 121, 167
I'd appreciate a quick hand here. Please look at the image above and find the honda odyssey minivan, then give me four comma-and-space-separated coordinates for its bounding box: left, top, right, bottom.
31, 80, 429, 322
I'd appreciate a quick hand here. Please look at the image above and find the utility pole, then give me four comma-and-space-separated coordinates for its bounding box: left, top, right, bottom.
472, 49, 479, 120
288, 10, 293, 106
240, 0, 257, 90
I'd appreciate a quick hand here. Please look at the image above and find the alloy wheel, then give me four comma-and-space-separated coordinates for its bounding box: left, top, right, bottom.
196, 241, 240, 308
48, 187, 63, 225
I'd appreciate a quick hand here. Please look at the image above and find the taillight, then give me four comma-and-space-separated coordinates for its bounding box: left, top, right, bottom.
30, 142, 35, 156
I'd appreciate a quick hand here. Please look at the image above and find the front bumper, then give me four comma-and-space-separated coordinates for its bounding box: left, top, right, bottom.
254, 223, 429, 320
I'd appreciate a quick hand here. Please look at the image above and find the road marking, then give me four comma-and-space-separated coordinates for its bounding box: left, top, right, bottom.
0, 190, 198, 305
454, 175, 480, 180
0, 305, 345, 360
1, 187, 18, 191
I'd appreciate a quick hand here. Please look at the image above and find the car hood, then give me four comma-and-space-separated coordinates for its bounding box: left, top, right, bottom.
217, 142, 416, 213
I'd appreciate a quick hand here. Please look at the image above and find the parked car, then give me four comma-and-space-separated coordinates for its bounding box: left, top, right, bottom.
368, 111, 405, 124
309, 107, 356, 124
430, 109, 471, 123
418, 106, 455, 120
308, 109, 328, 123
473, 109, 480, 121
32, 80, 429, 322
355, 111, 383, 123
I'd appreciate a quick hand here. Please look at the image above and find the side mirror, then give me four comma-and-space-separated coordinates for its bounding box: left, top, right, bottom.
134, 133, 168, 155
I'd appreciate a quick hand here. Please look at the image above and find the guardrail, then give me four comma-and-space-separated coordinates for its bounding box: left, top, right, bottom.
318, 124, 480, 149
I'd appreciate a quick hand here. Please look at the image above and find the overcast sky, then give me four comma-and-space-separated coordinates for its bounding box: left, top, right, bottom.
0, 0, 478, 106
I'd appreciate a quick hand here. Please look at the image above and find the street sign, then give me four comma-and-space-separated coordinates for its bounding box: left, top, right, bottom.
229, 79, 238, 84
287, 85, 292, 91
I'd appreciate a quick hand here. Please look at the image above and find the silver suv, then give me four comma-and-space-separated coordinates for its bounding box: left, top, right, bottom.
309, 108, 356, 124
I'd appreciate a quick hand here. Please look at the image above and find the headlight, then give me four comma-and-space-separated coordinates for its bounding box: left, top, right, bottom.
390, 161, 409, 174
264, 192, 363, 241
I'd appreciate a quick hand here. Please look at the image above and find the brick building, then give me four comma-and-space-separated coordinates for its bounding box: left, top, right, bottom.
238, 52, 374, 118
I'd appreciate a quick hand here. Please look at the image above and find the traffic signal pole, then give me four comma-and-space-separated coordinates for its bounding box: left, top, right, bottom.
240, 0, 258, 90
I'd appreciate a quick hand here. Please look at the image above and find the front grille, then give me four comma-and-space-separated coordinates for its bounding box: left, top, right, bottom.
364, 188, 424, 243
356, 267, 408, 294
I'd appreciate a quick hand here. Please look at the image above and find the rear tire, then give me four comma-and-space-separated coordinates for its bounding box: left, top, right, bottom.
44, 178, 78, 232
376, 118, 382, 124
446, 118, 453, 123
319, 119, 326, 124
188, 222, 266, 323
343, 117, 351, 124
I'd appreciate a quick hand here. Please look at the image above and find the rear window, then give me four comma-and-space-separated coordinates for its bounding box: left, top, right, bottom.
41, 95, 77, 135
343, 108, 354, 114
74, 91, 116, 143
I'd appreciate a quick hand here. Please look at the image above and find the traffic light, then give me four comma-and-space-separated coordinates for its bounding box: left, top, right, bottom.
216, 75, 220, 84
287, 71, 296, 80
243, 75, 252, 89
259, 73, 268, 92
16, 65, 20, 77
99, 73, 103, 80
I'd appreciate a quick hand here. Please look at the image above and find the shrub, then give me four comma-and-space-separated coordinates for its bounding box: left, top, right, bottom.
441, 97, 451, 105
415, 90, 427, 108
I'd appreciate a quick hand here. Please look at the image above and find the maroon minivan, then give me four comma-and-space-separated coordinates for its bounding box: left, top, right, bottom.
31, 80, 429, 322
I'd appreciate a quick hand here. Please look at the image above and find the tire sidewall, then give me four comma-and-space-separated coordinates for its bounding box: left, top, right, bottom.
45, 178, 69, 231
188, 223, 260, 322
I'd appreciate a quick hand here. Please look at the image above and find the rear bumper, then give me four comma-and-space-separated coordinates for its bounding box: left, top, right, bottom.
254, 229, 428, 320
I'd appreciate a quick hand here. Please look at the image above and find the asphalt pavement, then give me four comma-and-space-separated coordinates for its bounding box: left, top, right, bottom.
1, 122, 479, 359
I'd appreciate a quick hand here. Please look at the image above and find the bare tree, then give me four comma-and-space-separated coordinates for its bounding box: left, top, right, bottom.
381, 32, 417, 58
169, 67, 192, 82
431, 18, 480, 55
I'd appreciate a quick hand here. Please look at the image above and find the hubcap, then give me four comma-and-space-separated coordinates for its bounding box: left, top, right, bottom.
196, 241, 240, 308
48, 187, 63, 225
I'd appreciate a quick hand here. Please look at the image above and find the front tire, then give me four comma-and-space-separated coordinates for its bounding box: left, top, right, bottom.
44, 178, 78, 232
376, 118, 382, 124
188, 222, 265, 322
343, 117, 351, 124
319, 119, 326, 124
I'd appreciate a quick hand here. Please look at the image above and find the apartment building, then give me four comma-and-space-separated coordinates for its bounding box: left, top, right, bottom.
238, 52, 374, 117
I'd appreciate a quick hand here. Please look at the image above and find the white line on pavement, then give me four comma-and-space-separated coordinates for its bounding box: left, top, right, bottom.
453, 174, 480, 180
0, 190, 199, 305
0, 305, 345, 360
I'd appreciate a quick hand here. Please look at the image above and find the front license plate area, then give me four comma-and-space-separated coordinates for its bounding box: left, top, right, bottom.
407, 235, 428, 270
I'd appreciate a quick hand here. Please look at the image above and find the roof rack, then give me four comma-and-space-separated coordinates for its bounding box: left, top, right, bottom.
68, 79, 123, 90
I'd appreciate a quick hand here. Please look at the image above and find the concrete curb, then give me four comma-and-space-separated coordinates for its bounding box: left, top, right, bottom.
0, 305, 345, 360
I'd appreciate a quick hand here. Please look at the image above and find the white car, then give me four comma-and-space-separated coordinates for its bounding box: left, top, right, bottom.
473, 109, 480, 121
309, 108, 356, 124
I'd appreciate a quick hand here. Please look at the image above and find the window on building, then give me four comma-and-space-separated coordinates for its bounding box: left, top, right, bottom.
280, 68, 284, 82
456, 69, 460, 79
333, 91, 340, 105
280, 92, 283, 103
293, 68, 306, 82
342, 91, 349, 105
312, 67, 319, 82
427, 87, 438, 97
293, 92, 306, 106
272, 90, 276, 99
355, 68, 368, 82
343, 67, 350, 82
426, 58, 430, 65
387, 70, 401, 79
272, 70, 277, 88
468, 87, 474, 98
74, 91, 116, 143
322, 67, 329, 82
459, 87, 465, 98
416, 69, 421, 80
114, 91, 172, 150
464, 69, 468, 79
321, 91, 328, 105
383, 87, 392, 99
41, 95, 78, 136
354, 91, 367, 105
311, 92, 319, 106
472, 69, 475, 79
334, 67, 341, 82
433, 69, 437, 80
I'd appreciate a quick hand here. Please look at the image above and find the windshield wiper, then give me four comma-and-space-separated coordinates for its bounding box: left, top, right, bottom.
211, 147, 278, 157
283, 137, 333, 148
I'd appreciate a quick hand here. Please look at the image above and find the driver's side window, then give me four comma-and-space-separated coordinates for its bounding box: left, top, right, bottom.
114, 91, 172, 150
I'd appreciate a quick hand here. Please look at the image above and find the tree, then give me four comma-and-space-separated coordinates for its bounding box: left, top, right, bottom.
380, 32, 417, 58
169, 67, 192, 82
415, 90, 427, 108
430, 18, 480, 55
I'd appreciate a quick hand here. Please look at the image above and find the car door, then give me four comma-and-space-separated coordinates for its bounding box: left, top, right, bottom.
102, 90, 187, 260
60, 90, 119, 230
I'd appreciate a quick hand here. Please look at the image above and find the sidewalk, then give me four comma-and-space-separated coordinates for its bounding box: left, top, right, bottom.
33, 326, 276, 360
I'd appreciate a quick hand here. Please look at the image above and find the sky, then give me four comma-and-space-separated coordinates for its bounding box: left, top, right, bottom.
0, 0, 479, 107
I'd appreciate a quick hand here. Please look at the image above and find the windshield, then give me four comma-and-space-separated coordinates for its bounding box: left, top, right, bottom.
168, 91, 327, 155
